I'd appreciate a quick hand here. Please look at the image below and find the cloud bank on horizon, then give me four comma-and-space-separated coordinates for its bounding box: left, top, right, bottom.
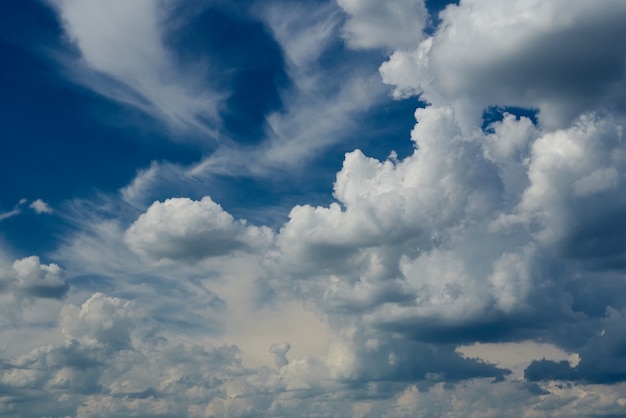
2, 0, 626, 416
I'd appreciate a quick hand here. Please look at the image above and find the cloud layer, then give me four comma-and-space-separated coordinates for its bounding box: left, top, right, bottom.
3, 0, 626, 416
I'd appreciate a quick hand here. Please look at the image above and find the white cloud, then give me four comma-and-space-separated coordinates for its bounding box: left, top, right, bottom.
391, 379, 626, 418
108, 0, 394, 208
2, 255, 67, 298
120, 161, 162, 208
493, 112, 626, 251
278, 106, 496, 262
488, 245, 535, 313
272, 106, 511, 322
29, 199, 53, 214
0, 199, 53, 219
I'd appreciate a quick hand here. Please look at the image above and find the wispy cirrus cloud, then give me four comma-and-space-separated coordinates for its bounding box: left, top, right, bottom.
188, 0, 392, 178
47, 0, 222, 133
0, 198, 53, 221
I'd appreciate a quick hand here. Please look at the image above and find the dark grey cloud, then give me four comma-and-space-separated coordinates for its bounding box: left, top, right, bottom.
349, 338, 511, 383
525, 308, 626, 384
525, 359, 578, 382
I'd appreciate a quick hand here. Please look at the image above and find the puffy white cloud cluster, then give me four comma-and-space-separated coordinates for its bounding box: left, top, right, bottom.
0, 293, 248, 417
60, 293, 138, 351
125, 197, 273, 261
10, 256, 66, 297
276, 106, 529, 323
318, 0, 626, 392
493, 113, 626, 257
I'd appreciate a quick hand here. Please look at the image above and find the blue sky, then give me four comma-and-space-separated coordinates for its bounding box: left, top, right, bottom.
2, 0, 626, 417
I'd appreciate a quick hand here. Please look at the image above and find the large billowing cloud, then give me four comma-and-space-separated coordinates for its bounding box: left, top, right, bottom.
493, 113, 626, 263
380, 0, 626, 130
0, 254, 68, 324
276, 106, 511, 318
317, 0, 626, 391
270, 107, 626, 389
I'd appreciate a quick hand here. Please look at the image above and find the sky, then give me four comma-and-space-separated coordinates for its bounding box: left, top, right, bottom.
2, 0, 626, 417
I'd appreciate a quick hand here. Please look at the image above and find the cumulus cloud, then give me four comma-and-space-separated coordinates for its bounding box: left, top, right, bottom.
60, 292, 138, 351
125, 197, 273, 261
0, 207, 21, 221
279, 107, 487, 260
0, 292, 252, 417
269, 341, 291, 368
274, 106, 507, 319
267, 98, 626, 390
0, 255, 68, 301
11, 256, 67, 298
380, 0, 626, 130
493, 112, 626, 264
